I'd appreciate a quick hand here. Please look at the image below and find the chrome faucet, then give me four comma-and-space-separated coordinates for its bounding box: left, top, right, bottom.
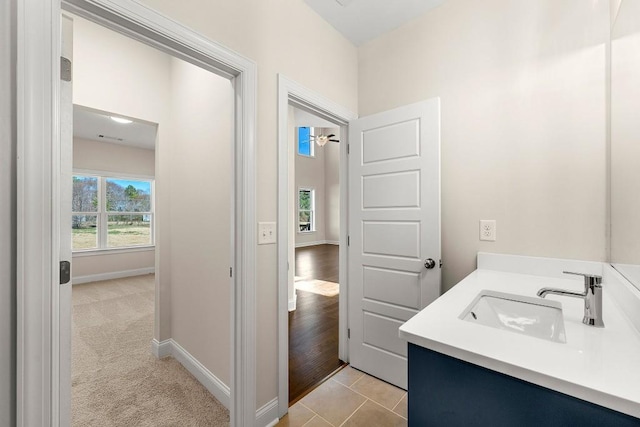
537, 271, 604, 327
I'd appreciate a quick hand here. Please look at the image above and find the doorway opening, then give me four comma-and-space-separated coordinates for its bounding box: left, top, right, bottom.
66, 11, 234, 425
17, 0, 257, 424
277, 75, 357, 416
288, 112, 344, 404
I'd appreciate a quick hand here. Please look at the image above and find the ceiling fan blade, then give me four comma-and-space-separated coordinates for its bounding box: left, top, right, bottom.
327, 134, 336, 138
329, 139, 340, 143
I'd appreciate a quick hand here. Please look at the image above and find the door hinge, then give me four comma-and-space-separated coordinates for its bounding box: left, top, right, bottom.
60, 261, 71, 284
230, 267, 233, 277
347, 235, 350, 246
347, 144, 350, 155
60, 56, 72, 82
348, 328, 351, 339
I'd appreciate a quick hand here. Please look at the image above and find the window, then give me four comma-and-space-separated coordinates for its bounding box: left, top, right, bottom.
72, 174, 154, 251
297, 127, 315, 157
298, 188, 315, 232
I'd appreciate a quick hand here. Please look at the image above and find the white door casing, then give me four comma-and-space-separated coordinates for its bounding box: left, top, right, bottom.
59, 14, 73, 426
348, 99, 441, 389
276, 74, 357, 417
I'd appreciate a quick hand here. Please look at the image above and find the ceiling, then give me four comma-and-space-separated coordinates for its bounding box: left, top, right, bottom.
73, 105, 158, 151
304, 0, 445, 46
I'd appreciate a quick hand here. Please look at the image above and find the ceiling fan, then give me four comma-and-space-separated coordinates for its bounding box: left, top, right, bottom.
311, 133, 340, 147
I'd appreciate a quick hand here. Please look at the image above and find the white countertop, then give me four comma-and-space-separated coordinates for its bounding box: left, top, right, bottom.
399, 254, 640, 419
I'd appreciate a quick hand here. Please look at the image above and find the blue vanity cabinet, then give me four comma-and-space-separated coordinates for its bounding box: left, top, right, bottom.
407, 343, 640, 427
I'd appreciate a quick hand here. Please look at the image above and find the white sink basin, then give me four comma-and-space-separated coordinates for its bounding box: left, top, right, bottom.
459, 290, 567, 343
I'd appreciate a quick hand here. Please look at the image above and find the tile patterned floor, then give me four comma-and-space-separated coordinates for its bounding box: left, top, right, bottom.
278, 366, 407, 427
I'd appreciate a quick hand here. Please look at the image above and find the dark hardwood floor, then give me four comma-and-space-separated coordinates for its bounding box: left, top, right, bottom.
289, 244, 343, 404
294, 244, 339, 283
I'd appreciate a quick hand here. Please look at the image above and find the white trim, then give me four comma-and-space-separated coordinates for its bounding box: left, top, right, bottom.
288, 295, 297, 312
17, 0, 61, 424
255, 397, 279, 427
170, 339, 231, 409
18, 1, 257, 425
277, 74, 357, 417
72, 267, 155, 284
151, 338, 172, 358
294, 240, 340, 248
149, 339, 231, 409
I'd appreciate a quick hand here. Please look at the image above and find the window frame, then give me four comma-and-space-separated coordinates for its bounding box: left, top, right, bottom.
72, 169, 155, 253
297, 126, 315, 158
297, 187, 315, 233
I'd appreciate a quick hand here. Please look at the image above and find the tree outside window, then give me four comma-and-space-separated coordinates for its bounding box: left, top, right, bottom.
72, 174, 154, 251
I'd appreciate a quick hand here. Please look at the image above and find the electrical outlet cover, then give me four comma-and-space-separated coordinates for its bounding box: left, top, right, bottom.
480, 220, 496, 241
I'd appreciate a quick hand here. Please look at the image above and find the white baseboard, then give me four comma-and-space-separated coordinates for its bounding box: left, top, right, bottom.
151, 338, 172, 358
295, 240, 339, 248
73, 267, 155, 285
288, 294, 297, 312
149, 338, 230, 409
256, 397, 279, 427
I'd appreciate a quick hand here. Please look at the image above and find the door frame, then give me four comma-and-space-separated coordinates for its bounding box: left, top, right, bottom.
276, 74, 357, 416
16, 0, 257, 425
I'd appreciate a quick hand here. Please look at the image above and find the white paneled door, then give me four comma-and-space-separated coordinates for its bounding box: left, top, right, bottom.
348, 99, 441, 389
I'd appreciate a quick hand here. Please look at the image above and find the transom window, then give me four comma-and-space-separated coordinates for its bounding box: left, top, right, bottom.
298, 188, 315, 233
72, 174, 154, 251
297, 127, 315, 157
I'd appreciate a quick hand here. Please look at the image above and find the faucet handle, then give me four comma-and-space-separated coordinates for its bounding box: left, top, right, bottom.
563, 271, 603, 287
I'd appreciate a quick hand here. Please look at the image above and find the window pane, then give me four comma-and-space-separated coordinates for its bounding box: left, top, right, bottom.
107, 214, 152, 247
299, 189, 311, 210
72, 176, 98, 213
298, 127, 311, 156
72, 215, 98, 250
106, 178, 152, 212
299, 211, 312, 232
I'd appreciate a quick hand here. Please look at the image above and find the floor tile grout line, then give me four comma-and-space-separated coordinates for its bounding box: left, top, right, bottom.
298, 401, 338, 427
389, 391, 407, 414
364, 395, 408, 421
337, 398, 369, 427
345, 378, 405, 412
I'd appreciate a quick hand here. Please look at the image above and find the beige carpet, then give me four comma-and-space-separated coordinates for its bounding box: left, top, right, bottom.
72, 275, 229, 426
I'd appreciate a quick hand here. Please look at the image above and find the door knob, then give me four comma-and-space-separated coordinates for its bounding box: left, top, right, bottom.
424, 258, 436, 269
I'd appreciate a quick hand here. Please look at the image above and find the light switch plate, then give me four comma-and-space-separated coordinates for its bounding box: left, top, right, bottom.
480, 220, 496, 241
258, 222, 276, 245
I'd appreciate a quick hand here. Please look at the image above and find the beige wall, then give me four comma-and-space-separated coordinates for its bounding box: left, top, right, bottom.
73, 250, 155, 278
359, 0, 609, 292
167, 58, 233, 385
611, 0, 640, 266
0, 0, 16, 424
137, 0, 358, 406
72, 137, 156, 280
73, 137, 155, 176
